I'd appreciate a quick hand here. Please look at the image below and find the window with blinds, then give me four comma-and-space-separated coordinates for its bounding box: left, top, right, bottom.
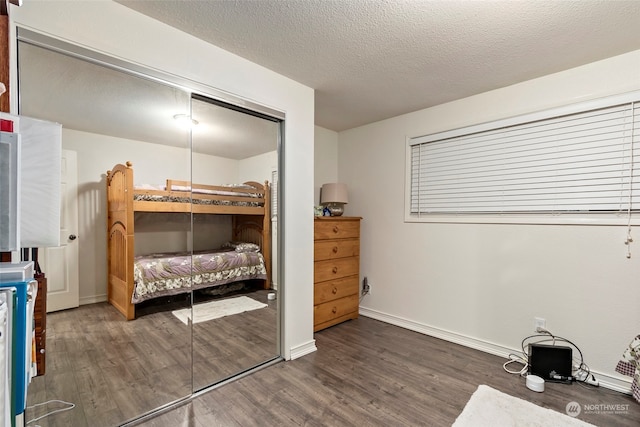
271, 169, 278, 220
407, 92, 640, 221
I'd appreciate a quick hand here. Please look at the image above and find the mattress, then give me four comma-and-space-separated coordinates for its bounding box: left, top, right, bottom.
133, 183, 262, 207
132, 249, 267, 304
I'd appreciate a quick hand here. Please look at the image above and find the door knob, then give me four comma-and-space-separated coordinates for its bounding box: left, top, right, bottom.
69, 234, 77, 241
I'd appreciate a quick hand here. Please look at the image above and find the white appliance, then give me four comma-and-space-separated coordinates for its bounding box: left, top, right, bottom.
0, 131, 20, 252
0, 292, 11, 427
0, 113, 62, 249
0, 262, 36, 427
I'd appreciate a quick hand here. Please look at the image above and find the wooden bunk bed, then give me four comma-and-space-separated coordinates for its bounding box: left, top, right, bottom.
106, 161, 271, 320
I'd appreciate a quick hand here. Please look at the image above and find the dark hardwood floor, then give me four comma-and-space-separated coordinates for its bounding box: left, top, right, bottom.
135, 317, 640, 427
26, 302, 639, 427
25, 288, 278, 427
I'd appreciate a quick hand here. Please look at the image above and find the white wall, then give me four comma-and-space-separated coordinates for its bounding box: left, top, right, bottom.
314, 126, 339, 205
238, 150, 278, 184
238, 150, 279, 289
11, 1, 315, 360
339, 49, 640, 391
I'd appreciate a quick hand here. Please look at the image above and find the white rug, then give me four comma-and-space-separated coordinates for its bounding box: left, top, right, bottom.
171, 296, 267, 325
452, 385, 597, 427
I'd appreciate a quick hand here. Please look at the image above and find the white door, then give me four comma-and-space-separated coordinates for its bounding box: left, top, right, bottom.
41, 150, 79, 312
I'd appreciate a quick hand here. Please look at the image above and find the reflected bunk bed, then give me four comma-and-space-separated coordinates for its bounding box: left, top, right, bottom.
106, 161, 271, 320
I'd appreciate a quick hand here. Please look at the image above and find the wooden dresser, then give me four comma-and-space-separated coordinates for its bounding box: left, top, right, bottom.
34, 272, 46, 376
314, 216, 361, 332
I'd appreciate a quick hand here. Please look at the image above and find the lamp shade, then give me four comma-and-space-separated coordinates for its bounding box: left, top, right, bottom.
321, 183, 348, 204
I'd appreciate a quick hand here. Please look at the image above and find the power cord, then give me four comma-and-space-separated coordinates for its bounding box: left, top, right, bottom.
359, 288, 369, 303
503, 353, 528, 376
26, 399, 76, 425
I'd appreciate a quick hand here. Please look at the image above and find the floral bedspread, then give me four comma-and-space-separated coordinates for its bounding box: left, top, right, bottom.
133, 183, 262, 207
132, 249, 267, 303
615, 334, 640, 403
134, 193, 261, 207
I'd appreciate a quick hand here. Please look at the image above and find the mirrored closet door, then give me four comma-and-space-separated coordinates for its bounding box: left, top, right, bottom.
17, 37, 194, 426
190, 95, 280, 391
16, 29, 281, 426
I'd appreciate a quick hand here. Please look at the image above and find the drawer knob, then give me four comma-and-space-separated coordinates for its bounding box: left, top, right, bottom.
332, 246, 338, 253
333, 226, 339, 233
332, 307, 337, 314
332, 267, 338, 274
332, 287, 338, 294
40, 349, 46, 354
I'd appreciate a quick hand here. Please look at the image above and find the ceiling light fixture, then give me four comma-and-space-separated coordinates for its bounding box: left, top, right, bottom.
173, 113, 199, 126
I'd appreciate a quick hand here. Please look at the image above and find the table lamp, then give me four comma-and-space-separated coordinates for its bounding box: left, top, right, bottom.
321, 183, 348, 216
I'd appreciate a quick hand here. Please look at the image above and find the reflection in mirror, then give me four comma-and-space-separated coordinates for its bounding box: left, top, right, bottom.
190, 96, 280, 391
17, 33, 282, 426
18, 41, 193, 425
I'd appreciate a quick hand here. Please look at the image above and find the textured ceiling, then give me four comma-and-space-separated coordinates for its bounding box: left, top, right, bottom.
115, 0, 640, 131
18, 40, 279, 159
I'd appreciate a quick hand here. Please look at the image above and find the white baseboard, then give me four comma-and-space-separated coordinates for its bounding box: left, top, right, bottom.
79, 294, 107, 306
289, 339, 317, 360
359, 306, 633, 395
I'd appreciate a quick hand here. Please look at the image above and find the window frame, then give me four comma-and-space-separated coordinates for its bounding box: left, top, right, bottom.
405, 90, 640, 226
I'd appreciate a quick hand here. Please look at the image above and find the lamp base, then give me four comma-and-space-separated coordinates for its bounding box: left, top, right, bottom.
327, 203, 345, 216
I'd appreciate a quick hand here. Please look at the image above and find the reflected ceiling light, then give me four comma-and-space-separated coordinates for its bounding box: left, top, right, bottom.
173, 113, 199, 126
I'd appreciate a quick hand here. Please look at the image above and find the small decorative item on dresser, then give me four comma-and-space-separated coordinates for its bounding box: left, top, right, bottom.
320, 182, 348, 216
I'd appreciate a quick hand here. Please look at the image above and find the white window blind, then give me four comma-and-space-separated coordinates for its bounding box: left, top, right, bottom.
271, 169, 278, 220
408, 97, 640, 217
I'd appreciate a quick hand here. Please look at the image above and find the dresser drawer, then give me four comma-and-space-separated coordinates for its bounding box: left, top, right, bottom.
314, 275, 359, 305
314, 294, 359, 329
314, 238, 359, 261
314, 219, 360, 240
314, 257, 359, 283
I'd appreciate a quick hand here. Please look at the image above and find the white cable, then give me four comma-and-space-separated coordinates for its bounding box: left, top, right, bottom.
26, 399, 76, 424
503, 353, 528, 376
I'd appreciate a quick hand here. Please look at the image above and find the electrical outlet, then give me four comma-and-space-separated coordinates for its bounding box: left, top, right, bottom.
362, 277, 371, 296
534, 317, 546, 332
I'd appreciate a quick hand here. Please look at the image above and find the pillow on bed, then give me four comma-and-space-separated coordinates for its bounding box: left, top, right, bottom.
222, 241, 260, 253
235, 242, 260, 253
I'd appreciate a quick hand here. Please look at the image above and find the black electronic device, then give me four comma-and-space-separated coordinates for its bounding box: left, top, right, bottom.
528, 343, 574, 383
